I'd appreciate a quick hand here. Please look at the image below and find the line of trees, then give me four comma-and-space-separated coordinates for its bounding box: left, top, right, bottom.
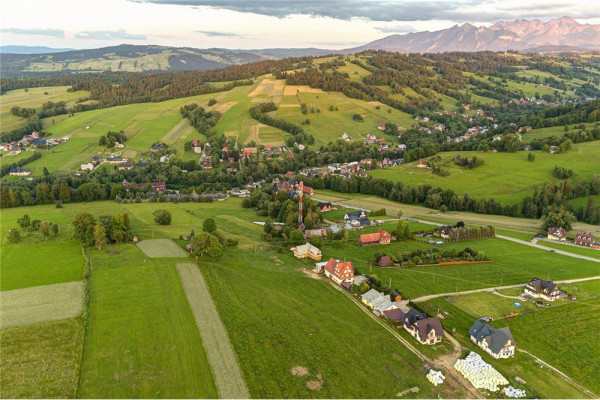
446, 225, 495, 241
249, 102, 314, 146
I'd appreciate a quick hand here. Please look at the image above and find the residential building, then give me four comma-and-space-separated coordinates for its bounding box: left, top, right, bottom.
402, 309, 444, 345
547, 227, 567, 241
344, 210, 373, 227
575, 232, 595, 247
9, 167, 31, 176
80, 163, 94, 171
151, 181, 167, 192
524, 277, 562, 301
323, 258, 355, 284
468, 320, 516, 359
291, 242, 322, 261
317, 202, 334, 212
416, 158, 428, 168
361, 289, 384, 308
304, 228, 327, 239
358, 229, 392, 246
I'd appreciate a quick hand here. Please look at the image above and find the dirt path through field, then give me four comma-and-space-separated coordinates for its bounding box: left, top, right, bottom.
176, 263, 250, 399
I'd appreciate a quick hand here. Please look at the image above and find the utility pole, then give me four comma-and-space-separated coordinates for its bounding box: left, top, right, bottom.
298, 181, 304, 230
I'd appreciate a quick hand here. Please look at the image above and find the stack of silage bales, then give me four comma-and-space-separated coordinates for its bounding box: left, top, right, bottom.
453, 352, 509, 391
426, 369, 445, 386
503, 386, 527, 398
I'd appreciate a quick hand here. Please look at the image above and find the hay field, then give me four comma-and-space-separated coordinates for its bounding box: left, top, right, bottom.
177, 263, 249, 399
283, 85, 325, 96
136, 238, 188, 258
0, 318, 85, 398
0, 281, 84, 329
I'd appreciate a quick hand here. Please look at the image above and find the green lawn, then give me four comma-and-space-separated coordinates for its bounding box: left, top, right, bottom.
78, 244, 218, 398
522, 123, 599, 143
446, 292, 537, 320
368, 141, 600, 205
1, 240, 84, 291
501, 296, 600, 394
0, 86, 91, 132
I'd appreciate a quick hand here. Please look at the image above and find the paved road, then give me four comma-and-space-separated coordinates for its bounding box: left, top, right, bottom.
411, 275, 600, 303
497, 235, 600, 263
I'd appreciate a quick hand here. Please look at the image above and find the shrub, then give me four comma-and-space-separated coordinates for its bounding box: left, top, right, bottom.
203, 217, 216, 233
153, 209, 172, 225
7, 229, 21, 243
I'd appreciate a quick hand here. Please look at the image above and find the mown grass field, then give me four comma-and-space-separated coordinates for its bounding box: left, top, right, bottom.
522, 122, 599, 143
0, 281, 84, 329
0, 86, 91, 132
0, 240, 84, 291
368, 141, 600, 205
79, 244, 218, 398
0, 318, 85, 398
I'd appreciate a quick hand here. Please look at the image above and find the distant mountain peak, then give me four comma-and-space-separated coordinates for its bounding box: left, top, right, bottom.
345, 17, 600, 54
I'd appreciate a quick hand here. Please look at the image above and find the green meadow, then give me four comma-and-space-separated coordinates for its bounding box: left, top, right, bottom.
368, 141, 600, 205
0, 86, 91, 132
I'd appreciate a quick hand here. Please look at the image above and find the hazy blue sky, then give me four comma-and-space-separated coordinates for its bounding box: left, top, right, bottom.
1, 0, 598, 49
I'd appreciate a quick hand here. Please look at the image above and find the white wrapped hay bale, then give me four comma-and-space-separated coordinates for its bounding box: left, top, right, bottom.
503, 386, 527, 398
453, 352, 509, 391
426, 369, 445, 386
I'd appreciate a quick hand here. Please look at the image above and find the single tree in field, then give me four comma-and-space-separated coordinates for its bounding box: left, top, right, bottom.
203, 217, 216, 233
40, 221, 52, 241
191, 232, 223, 259
17, 214, 31, 228
153, 209, 171, 225
93, 224, 107, 250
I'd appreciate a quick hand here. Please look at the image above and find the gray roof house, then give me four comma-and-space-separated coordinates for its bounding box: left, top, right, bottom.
371, 295, 397, 314
361, 289, 384, 307
468, 320, 516, 359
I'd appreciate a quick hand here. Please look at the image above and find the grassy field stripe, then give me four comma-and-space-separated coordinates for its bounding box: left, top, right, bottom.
176, 263, 250, 399
0, 281, 84, 329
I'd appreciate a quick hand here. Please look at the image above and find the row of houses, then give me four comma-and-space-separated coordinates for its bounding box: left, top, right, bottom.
8, 167, 32, 176
297, 156, 404, 181
547, 227, 599, 248
2, 131, 70, 156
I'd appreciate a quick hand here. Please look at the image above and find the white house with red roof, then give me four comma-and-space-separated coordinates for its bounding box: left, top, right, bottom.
323, 258, 355, 285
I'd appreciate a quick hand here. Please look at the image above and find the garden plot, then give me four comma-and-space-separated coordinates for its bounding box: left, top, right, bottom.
0, 281, 84, 329
136, 238, 187, 258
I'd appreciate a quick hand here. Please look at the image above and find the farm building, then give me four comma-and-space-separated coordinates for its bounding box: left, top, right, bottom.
468, 320, 516, 359
574, 232, 595, 247
523, 277, 562, 301
323, 258, 355, 285
402, 309, 444, 345
547, 227, 567, 241
358, 229, 391, 246
291, 243, 322, 261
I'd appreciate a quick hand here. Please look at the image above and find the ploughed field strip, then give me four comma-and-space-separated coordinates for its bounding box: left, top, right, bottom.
0, 281, 84, 329
176, 263, 250, 399
136, 238, 187, 258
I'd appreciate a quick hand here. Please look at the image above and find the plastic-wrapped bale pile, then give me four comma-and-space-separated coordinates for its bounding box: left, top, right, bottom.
426, 369, 445, 386
453, 352, 509, 391
503, 386, 527, 398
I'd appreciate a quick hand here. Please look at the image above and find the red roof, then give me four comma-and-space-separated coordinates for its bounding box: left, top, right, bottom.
359, 229, 391, 245
324, 258, 355, 281
151, 181, 166, 191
